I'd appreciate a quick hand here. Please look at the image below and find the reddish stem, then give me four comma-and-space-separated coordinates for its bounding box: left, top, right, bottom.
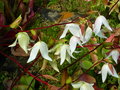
0, 50, 49, 86
16, 21, 75, 32
10, 54, 41, 88
0, 24, 10, 27
77, 44, 100, 48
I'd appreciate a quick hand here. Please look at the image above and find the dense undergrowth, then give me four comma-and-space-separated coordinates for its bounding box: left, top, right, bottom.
0, 0, 120, 90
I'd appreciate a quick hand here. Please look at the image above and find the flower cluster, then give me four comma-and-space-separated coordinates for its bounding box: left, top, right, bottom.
8, 15, 119, 87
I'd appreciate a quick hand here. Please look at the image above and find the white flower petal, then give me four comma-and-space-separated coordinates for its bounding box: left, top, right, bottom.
80, 83, 94, 90
101, 63, 108, 82
101, 63, 119, 83
69, 24, 83, 40
60, 23, 83, 40
71, 82, 83, 88
66, 45, 76, 59
8, 38, 18, 47
54, 48, 60, 55
94, 16, 102, 35
111, 50, 119, 64
39, 41, 52, 61
69, 36, 82, 54
66, 53, 71, 63
112, 51, 119, 64
111, 66, 119, 78
74, 51, 81, 53
101, 16, 112, 31
96, 30, 107, 38
60, 44, 67, 65
94, 15, 112, 36
83, 27, 92, 43
60, 25, 69, 39
27, 42, 40, 63
17, 32, 30, 53
69, 36, 77, 54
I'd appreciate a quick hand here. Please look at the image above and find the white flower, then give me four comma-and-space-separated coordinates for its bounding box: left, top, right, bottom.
101, 63, 119, 83
60, 23, 83, 40
49, 43, 75, 65
69, 27, 92, 54
60, 44, 76, 65
27, 41, 52, 63
106, 50, 119, 64
82, 26, 93, 44
71, 81, 94, 90
93, 15, 112, 38
69, 36, 82, 54
9, 32, 30, 53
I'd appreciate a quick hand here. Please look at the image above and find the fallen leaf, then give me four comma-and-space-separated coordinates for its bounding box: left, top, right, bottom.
61, 69, 69, 90
11, 47, 29, 56
48, 85, 59, 90
78, 73, 96, 83
40, 60, 48, 71
57, 12, 74, 23
42, 75, 58, 81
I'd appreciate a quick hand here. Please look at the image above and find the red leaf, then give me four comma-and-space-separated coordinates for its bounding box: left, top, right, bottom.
105, 34, 115, 42
11, 47, 29, 56
78, 73, 96, 83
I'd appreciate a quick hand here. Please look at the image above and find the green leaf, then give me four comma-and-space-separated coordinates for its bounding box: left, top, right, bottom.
103, 42, 113, 47
19, 75, 35, 88
30, 29, 37, 36
47, 0, 58, 6
10, 15, 22, 28
13, 85, 33, 90
80, 60, 93, 70
66, 76, 72, 84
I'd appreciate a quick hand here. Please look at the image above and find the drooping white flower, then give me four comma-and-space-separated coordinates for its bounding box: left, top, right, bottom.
71, 81, 94, 90
93, 15, 112, 37
69, 36, 82, 54
9, 32, 30, 53
101, 63, 119, 83
69, 27, 92, 54
49, 43, 75, 65
106, 50, 119, 64
60, 23, 83, 40
82, 26, 92, 44
27, 41, 52, 63
60, 44, 76, 65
